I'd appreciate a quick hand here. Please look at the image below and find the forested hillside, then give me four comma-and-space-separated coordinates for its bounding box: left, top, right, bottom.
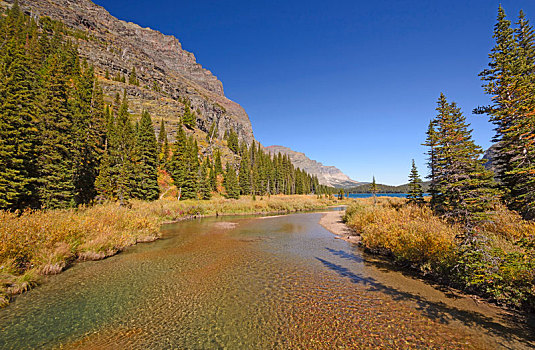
0, 3, 333, 211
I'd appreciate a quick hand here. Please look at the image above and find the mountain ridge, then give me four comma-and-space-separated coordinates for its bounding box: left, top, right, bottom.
7, 0, 254, 144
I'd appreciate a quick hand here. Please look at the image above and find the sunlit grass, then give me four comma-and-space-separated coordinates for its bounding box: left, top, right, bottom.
343, 198, 535, 310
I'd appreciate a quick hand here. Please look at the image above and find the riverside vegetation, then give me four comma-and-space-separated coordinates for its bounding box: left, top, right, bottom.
345, 6, 535, 312
0, 3, 338, 306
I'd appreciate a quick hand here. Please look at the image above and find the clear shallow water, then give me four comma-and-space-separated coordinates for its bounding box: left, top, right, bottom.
0, 212, 533, 349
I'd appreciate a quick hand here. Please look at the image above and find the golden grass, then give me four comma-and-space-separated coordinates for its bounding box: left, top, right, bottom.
343, 197, 535, 310
344, 198, 459, 265
0, 194, 341, 306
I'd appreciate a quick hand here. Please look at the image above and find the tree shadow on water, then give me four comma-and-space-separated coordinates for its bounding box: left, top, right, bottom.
315, 257, 535, 347
325, 247, 364, 263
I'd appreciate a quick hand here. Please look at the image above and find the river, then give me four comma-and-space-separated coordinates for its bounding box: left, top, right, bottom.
0, 211, 533, 349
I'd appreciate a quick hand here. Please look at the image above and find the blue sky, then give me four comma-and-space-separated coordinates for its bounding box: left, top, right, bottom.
94, 0, 535, 185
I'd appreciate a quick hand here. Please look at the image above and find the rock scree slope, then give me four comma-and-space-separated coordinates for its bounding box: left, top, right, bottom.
7, 0, 254, 144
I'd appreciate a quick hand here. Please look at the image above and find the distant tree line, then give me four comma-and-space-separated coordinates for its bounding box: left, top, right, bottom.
346, 182, 430, 194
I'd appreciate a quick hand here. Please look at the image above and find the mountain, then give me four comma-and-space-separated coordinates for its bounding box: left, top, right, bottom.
265, 146, 360, 188
482, 144, 499, 174
7, 0, 254, 144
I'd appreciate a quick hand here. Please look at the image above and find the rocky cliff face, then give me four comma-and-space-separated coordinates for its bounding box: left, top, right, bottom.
8, 0, 254, 144
266, 146, 361, 188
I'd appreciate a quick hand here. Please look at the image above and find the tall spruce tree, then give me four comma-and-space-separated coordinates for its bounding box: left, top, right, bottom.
134, 110, 159, 200
478, 6, 535, 219
0, 6, 39, 209
224, 163, 240, 199
428, 94, 499, 223
199, 157, 212, 200
238, 150, 252, 195
38, 51, 76, 209
407, 160, 424, 205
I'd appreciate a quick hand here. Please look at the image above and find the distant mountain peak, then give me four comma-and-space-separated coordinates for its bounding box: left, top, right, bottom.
265, 145, 360, 188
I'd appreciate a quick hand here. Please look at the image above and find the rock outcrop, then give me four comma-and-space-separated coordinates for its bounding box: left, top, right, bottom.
266, 146, 361, 188
8, 0, 254, 144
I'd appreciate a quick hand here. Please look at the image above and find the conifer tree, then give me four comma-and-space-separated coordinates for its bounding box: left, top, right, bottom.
428, 94, 499, 223
37, 52, 75, 208
214, 149, 223, 175
423, 120, 440, 210
370, 176, 378, 205
238, 151, 251, 195
71, 64, 106, 205
128, 66, 139, 86
157, 119, 170, 167
478, 6, 535, 219
407, 160, 424, 205
181, 98, 196, 129
209, 164, 217, 191
134, 110, 159, 200
112, 91, 136, 202
0, 7, 39, 209
199, 158, 212, 200
224, 163, 240, 199
170, 125, 188, 198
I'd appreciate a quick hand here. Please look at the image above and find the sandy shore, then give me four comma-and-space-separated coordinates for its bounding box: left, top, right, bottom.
319, 210, 360, 244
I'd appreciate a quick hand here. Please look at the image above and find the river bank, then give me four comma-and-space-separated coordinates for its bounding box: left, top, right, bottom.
340, 197, 535, 313
318, 210, 360, 244
0, 195, 343, 307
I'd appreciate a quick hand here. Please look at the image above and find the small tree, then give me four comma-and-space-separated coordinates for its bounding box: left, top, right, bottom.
370, 176, 378, 205
338, 189, 344, 200
407, 159, 424, 205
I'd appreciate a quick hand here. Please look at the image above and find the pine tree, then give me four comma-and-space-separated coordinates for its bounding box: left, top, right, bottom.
157, 119, 170, 167
112, 91, 136, 202
0, 8, 39, 209
224, 163, 240, 199
170, 125, 187, 199
71, 64, 106, 205
199, 158, 212, 200
238, 150, 251, 195
209, 164, 217, 191
134, 110, 159, 200
423, 120, 440, 210
407, 159, 424, 205
128, 66, 139, 86
478, 6, 535, 219
428, 94, 500, 223
214, 149, 223, 175
181, 98, 196, 129
37, 52, 75, 209
370, 176, 378, 205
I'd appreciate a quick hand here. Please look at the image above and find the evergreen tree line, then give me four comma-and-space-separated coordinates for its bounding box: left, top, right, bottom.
0, 4, 159, 209
407, 6, 535, 223
161, 132, 333, 200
